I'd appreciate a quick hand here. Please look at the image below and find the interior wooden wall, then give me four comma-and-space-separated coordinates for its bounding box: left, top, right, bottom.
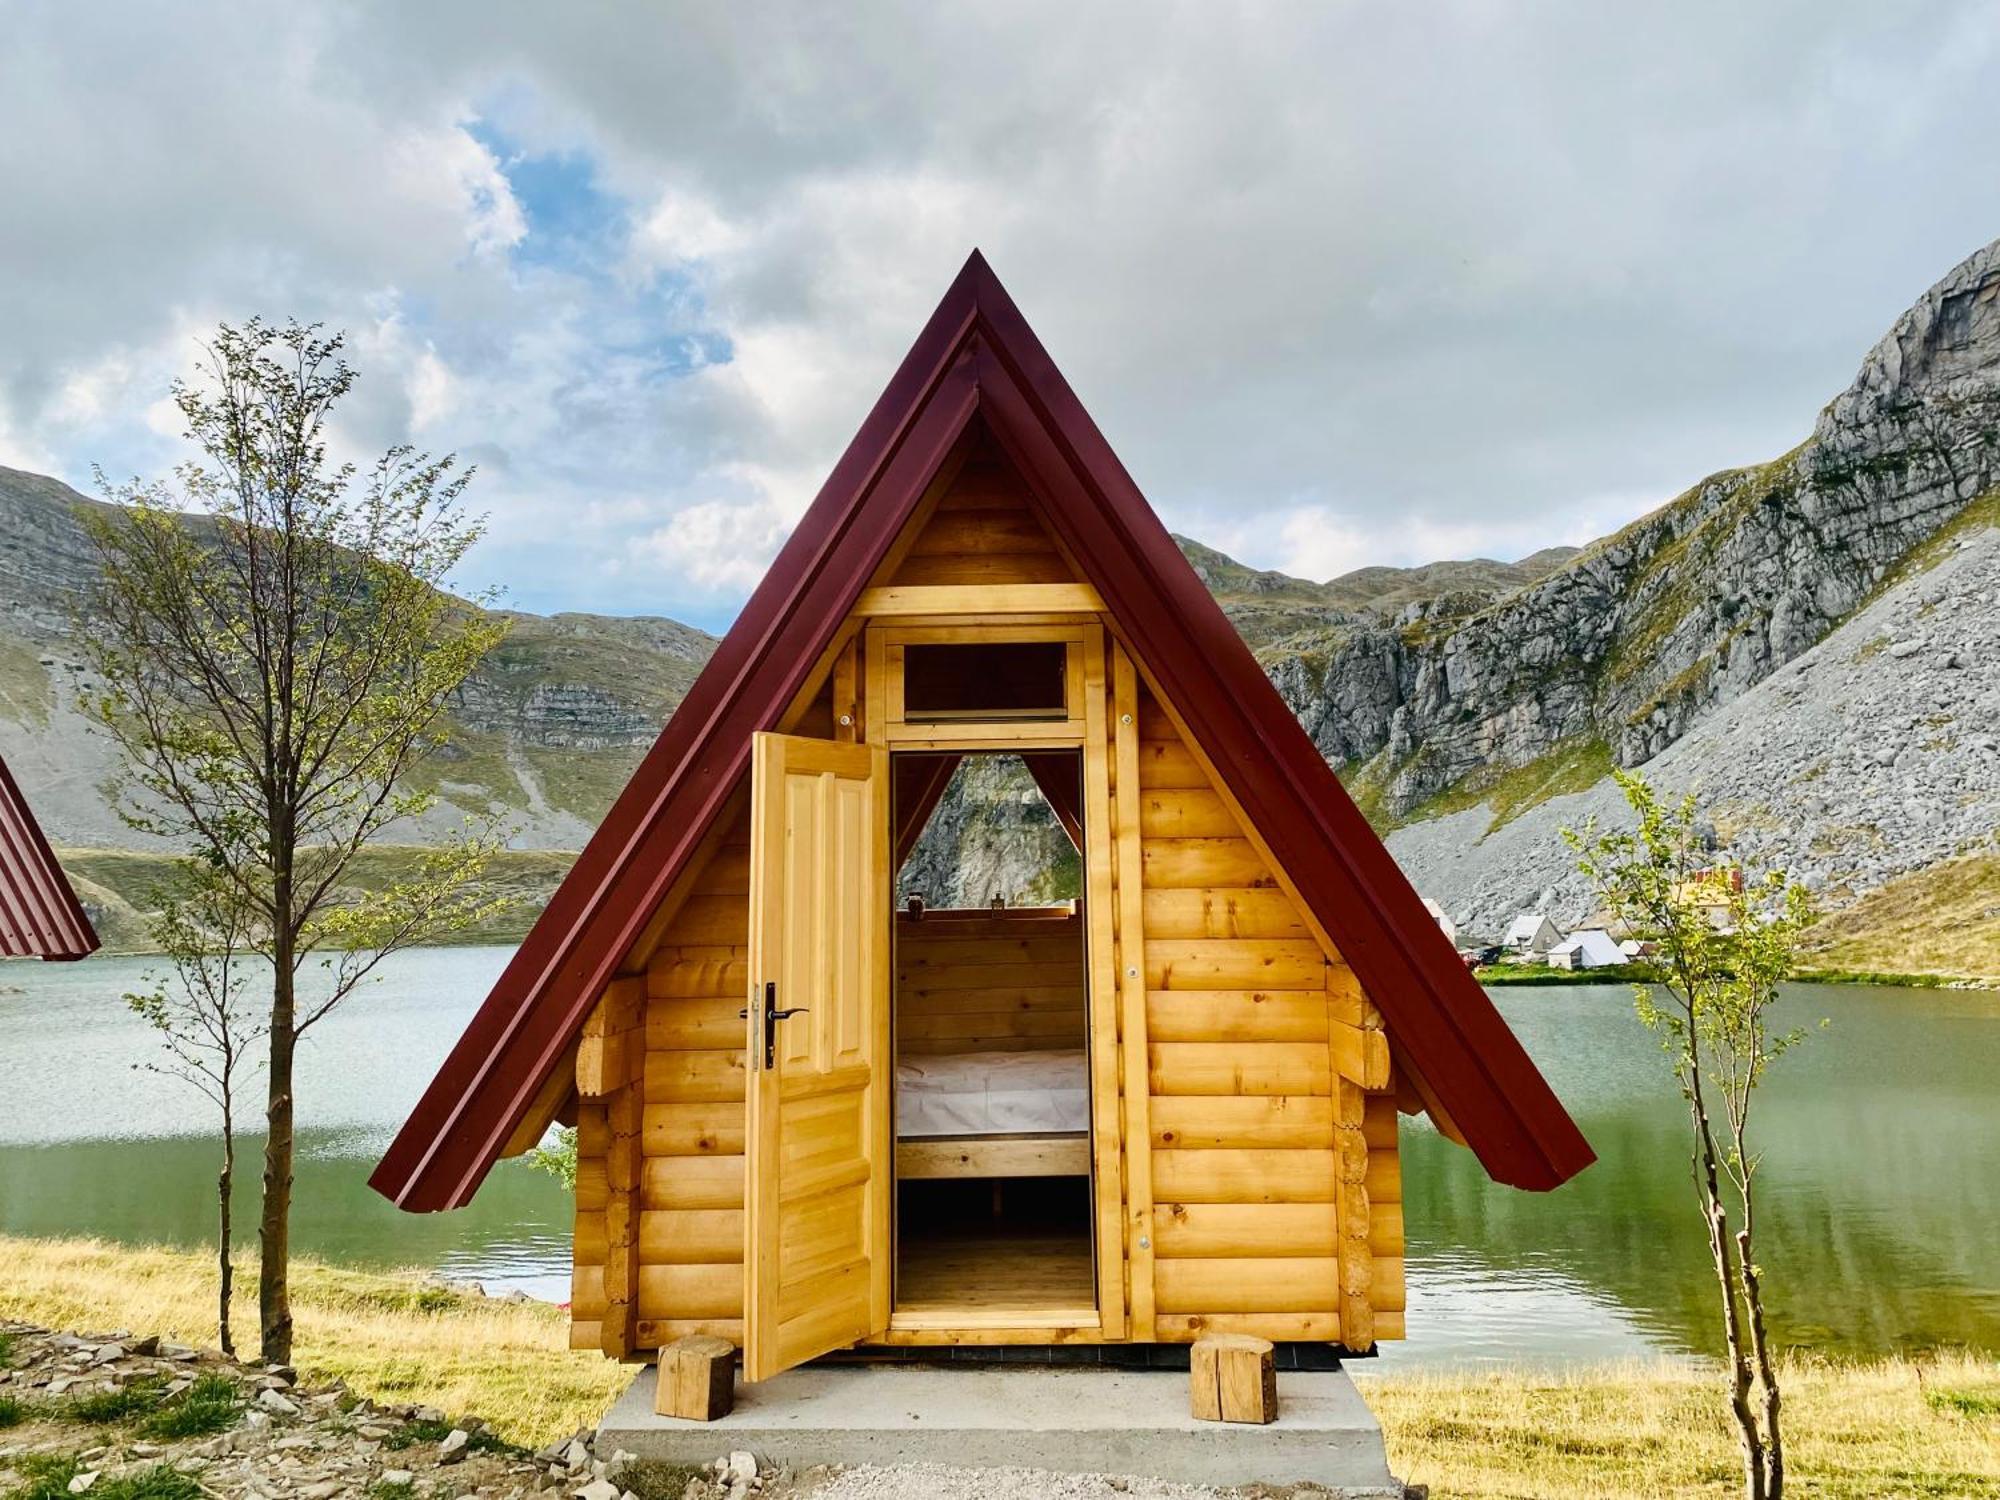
894, 909, 1086, 1055
1130, 690, 1405, 1346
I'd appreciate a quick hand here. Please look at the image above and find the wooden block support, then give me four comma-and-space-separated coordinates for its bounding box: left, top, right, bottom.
655, 1334, 736, 1422
1189, 1333, 1278, 1424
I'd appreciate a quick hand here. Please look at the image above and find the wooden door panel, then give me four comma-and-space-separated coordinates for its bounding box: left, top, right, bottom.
743, 732, 890, 1381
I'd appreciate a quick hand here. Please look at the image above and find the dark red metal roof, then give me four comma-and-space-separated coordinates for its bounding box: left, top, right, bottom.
372, 252, 1593, 1211
0, 753, 97, 960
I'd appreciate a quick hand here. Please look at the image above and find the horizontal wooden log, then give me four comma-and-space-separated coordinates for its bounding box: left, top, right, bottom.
858, 582, 1105, 616
1152, 1201, 1337, 1259
635, 1318, 744, 1349
1155, 1312, 1341, 1344
573, 1213, 607, 1266
576, 1157, 608, 1212
1151, 1149, 1336, 1203
571, 1264, 606, 1318
891, 550, 1076, 587
897, 932, 1084, 968
1139, 789, 1241, 839
642, 1101, 746, 1157
640, 1208, 744, 1264
647, 997, 747, 1051
1373, 1310, 1405, 1341
894, 959, 1083, 992
1149, 1095, 1334, 1150
1143, 889, 1308, 941
1366, 1151, 1402, 1205
648, 957, 749, 1000
1370, 1200, 1405, 1257
1328, 1019, 1392, 1090
638, 1262, 743, 1321
1135, 740, 1210, 790
1373, 1257, 1407, 1313
1363, 1094, 1400, 1149
643, 1050, 748, 1104
1141, 839, 1274, 890
1148, 1042, 1330, 1097
895, 984, 1086, 1016
1145, 990, 1328, 1043
641, 1154, 745, 1210
896, 1133, 1091, 1179
899, 1008, 1085, 1040
568, 1321, 603, 1351
1155, 1256, 1338, 1314
661, 894, 749, 946
1146, 940, 1326, 991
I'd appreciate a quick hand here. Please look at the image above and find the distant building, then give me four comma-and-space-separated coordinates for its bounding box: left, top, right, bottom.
1503, 912, 1563, 958
1421, 897, 1458, 948
1675, 867, 1745, 933
1549, 929, 1625, 970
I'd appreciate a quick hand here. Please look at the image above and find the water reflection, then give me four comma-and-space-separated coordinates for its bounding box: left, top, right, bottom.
2, 951, 1996, 1367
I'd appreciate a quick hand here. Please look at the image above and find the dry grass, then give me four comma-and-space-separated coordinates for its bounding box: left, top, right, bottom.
1807, 849, 2000, 986
1365, 1354, 2000, 1499
2, 1236, 1996, 1494
0, 1235, 626, 1444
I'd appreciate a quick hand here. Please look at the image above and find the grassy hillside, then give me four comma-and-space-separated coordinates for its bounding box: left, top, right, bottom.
1805, 850, 2000, 986
57, 846, 576, 955
1, 1235, 1995, 1495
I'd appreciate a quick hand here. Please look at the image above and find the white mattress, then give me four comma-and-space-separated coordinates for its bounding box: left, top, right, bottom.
896, 1048, 1090, 1138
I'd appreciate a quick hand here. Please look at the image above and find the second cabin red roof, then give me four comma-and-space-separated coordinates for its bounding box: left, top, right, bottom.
372, 251, 1594, 1212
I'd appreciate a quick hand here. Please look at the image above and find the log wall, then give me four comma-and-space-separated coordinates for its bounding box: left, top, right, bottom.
894, 908, 1087, 1056
1130, 691, 1404, 1347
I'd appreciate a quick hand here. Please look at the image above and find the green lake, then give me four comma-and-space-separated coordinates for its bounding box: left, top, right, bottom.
1, 946, 1994, 1370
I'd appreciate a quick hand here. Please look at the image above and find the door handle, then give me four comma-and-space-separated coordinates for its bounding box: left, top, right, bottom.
742, 981, 809, 1069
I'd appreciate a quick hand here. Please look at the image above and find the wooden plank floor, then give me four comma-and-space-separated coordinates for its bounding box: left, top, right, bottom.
895, 1232, 1096, 1315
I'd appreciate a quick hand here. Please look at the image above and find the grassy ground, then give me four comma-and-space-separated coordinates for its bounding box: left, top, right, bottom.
1804, 848, 2000, 988
1473, 961, 1659, 986
0, 1236, 626, 1444
2, 1237, 1995, 1497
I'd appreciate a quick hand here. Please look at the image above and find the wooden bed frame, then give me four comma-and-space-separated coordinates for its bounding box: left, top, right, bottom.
895, 1131, 1090, 1179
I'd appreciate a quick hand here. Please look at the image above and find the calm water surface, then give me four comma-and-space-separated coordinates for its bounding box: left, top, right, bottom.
1, 947, 1995, 1370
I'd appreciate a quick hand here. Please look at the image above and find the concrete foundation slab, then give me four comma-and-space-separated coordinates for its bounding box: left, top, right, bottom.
598, 1363, 1402, 1495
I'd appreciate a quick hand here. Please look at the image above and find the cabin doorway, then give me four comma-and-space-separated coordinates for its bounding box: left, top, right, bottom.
889, 750, 1098, 1328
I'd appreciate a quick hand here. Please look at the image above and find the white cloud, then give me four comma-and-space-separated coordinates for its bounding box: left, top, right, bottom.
632, 491, 792, 595
4, 0, 1998, 624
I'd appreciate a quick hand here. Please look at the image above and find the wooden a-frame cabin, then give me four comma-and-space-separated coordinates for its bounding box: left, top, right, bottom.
373, 253, 1592, 1381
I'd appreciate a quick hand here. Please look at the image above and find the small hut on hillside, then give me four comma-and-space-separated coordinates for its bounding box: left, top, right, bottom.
1548, 929, 1623, 970
373, 254, 1592, 1382
1503, 912, 1563, 958
0, 754, 96, 960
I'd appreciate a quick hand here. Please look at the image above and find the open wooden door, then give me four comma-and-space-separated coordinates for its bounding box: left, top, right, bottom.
742, 732, 892, 1381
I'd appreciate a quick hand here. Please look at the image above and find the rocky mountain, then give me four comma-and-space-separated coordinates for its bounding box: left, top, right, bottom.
4, 236, 1997, 974
0, 464, 715, 852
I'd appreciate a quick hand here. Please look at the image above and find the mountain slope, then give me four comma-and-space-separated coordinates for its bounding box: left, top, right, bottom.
4, 236, 1998, 973
0, 464, 717, 850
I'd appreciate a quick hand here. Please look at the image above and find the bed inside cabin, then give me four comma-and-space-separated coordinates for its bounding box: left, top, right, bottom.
891, 750, 1096, 1321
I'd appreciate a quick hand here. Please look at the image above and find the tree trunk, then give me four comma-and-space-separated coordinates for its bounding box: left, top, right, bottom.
259, 954, 297, 1365
1738, 1226, 1785, 1500
217, 1107, 235, 1358
1687, 1088, 1764, 1500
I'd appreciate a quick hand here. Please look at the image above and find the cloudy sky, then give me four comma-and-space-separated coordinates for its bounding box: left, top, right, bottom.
4, 2, 1997, 630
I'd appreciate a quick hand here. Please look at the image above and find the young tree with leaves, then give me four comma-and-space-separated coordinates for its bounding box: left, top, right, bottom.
1566, 772, 1816, 1500
125, 862, 266, 1356
79, 319, 511, 1363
